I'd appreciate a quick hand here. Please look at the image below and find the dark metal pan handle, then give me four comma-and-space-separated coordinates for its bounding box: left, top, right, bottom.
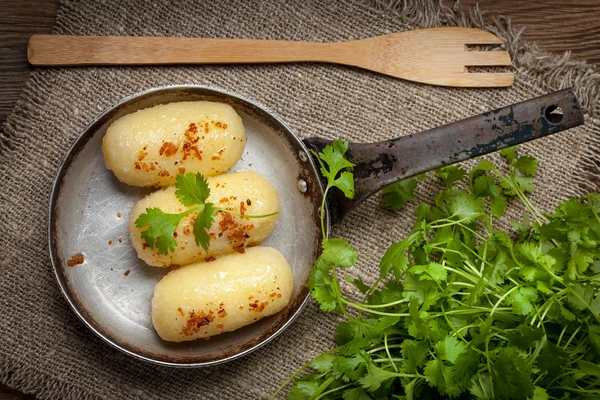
304, 88, 585, 223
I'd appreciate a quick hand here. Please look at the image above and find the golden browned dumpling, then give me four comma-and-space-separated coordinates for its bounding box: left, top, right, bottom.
130, 171, 279, 267
102, 101, 246, 187
152, 246, 293, 342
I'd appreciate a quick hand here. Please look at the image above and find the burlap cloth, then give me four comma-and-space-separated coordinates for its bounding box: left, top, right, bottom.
1, 0, 599, 398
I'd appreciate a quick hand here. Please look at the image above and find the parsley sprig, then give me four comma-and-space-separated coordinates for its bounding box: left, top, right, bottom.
135, 172, 278, 255
274, 144, 600, 400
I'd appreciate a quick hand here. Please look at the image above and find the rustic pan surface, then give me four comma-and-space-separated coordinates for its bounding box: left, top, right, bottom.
49, 86, 325, 367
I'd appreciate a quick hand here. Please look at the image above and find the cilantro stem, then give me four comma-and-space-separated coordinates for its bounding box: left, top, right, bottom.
563, 326, 582, 350
557, 324, 569, 347
464, 260, 483, 278
535, 299, 554, 329
450, 282, 475, 288
215, 208, 279, 219
485, 338, 495, 399
346, 298, 408, 309
443, 266, 479, 284
553, 386, 600, 395
312, 383, 353, 400
456, 222, 487, 242
368, 344, 403, 354
363, 276, 382, 303
307, 377, 336, 400
341, 300, 409, 317
373, 357, 405, 363
319, 187, 330, 240
490, 283, 524, 318
454, 324, 479, 336
429, 216, 483, 229
384, 334, 399, 372
442, 305, 467, 341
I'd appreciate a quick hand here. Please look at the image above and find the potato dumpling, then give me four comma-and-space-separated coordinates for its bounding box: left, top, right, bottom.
152, 246, 293, 342
102, 101, 246, 187
130, 171, 279, 267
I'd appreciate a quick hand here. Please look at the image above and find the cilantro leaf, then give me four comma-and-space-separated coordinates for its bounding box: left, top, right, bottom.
288, 377, 321, 400
314, 138, 355, 199
409, 263, 447, 283
400, 340, 428, 374
345, 276, 370, 294
532, 387, 549, 400
507, 324, 544, 350
507, 286, 538, 315
537, 342, 568, 378
491, 347, 534, 400
322, 238, 358, 268
469, 159, 495, 187
380, 231, 421, 278
500, 146, 517, 164
333, 171, 355, 199
566, 283, 595, 311
332, 352, 368, 382
424, 359, 443, 387
448, 193, 484, 222
175, 172, 210, 206
452, 349, 480, 391
134, 172, 225, 254
318, 139, 354, 179
515, 156, 538, 176
435, 336, 465, 364
589, 325, 600, 358
358, 363, 398, 392
342, 387, 372, 400
381, 178, 417, 210
436, 165, 467, 187
578, 360, 600, 377
473, 175, 496, 197
311, 354, 335, 374
490, 194, 507, 218
193, 203, 215, 252
135, 207, 182, 255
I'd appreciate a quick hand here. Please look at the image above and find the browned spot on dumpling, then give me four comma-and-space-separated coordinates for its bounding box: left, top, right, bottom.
159, 142, 178, 157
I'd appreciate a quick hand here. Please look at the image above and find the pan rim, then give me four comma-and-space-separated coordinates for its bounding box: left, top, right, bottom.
47, 84, 330, 367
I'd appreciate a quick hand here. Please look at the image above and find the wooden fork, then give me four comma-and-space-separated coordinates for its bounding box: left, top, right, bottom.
28, 27, 513, 87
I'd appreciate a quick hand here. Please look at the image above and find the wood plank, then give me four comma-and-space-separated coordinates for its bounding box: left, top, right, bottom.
445, 0, 600, 64
0, 0, 59, 128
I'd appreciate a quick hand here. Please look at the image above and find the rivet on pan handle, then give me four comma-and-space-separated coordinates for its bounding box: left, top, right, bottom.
304, 88, 585, 223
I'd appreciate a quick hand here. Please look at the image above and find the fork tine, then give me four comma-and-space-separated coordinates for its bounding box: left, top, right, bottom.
458, 28, 504, 45
463, 51, 512, 66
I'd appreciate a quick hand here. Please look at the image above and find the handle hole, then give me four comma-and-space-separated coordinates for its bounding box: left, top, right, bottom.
545, 105, 564, 124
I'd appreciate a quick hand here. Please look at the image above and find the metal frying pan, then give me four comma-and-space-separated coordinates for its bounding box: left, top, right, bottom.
49, 85, 584, 367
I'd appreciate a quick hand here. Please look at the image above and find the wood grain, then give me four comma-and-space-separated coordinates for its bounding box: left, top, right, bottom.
0, 0, 58, 128
444, 0, 600, 64
1, 0, 600, 399
27, 29, 514, 87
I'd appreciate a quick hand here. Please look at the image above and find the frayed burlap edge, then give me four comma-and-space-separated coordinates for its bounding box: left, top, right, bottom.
1, 1, 600, 399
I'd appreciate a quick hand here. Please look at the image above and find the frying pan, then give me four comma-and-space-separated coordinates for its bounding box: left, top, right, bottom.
49, 85, 584, 367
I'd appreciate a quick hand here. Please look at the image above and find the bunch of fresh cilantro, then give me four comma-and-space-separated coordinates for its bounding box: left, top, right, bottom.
274, 141, 600, 400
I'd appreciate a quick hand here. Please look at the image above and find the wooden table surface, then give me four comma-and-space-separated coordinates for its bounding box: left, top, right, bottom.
1, 0, 599, 398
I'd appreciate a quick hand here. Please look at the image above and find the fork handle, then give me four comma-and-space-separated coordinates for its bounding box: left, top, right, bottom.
28, 35, 343, 66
